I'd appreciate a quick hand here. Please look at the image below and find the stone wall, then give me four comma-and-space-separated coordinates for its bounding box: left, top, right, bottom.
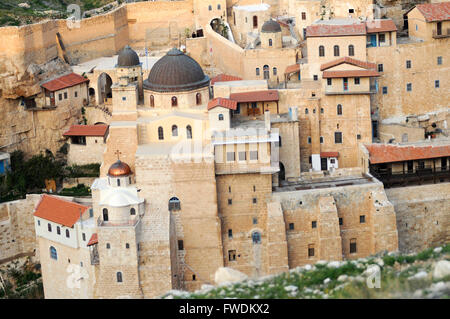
385, 182, 450, 253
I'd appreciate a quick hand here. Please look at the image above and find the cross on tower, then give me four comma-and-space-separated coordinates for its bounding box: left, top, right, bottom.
114, 150, 122, 160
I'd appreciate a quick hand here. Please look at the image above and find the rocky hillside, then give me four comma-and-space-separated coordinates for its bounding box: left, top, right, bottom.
162, 244, 450, 299
0, 0, 118, 27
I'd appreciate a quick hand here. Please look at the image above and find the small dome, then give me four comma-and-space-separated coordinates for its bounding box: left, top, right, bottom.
117, 45, 140, 67
143, 48, 209, 92
108, 160, 132, 177
261, 20, 281, 33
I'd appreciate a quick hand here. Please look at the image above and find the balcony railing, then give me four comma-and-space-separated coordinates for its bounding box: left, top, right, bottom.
432, 29, 450, 39
370, 165, 450, 188
325, 87, 378, 95
97, 216, 139, 227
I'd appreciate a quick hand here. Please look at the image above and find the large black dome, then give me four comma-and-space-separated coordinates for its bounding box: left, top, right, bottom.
261, 20, 281, 33
143, 48, 209, 92
117, 45, 140, 67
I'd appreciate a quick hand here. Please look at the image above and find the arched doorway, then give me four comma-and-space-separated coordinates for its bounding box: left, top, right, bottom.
97, 73, 112, 105
279, 162, 285, 182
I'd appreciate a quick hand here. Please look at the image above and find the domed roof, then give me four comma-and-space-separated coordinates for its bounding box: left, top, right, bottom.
117, 45, 140, 67
261, 20, 281, 33
143, 48, 209, 92
108, 160, 132, 177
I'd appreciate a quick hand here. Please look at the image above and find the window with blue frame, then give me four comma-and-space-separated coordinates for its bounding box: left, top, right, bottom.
50, 246, 57, 260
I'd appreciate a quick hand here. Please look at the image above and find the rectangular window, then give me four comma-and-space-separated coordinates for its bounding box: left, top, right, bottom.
253, 217, 258, 224
48, 223, 52, 232
357, 134, 361, 140
382, 86, 388, 94
339, 217, 343, 225
379, 34, 385, 43
435, 80, 440, 88
59, 93, 62, 101
406, 60, 411, 69
308, 244, 315, 257
307, 136, 311, 144
354, 77, 360, 85
378, 64, 384, 72
238, 151, 246, 161
327, 78, 332, 86
301, 12, 306, 20
226, 152, 235, 162
313, 75, 318, 81
122, 97, 126, 101
320, 136, 324, 144
437, 56, 442, 65
312, 221, 317, 229
228, 250, 236, 261
74, 91, 78, 98
256, 68, 260, 76
406, 83, 412, 91
82, 233, 86, 241
360, 215, 366, 223
252, 198, 257, 204
289, 223, 294, 230
64, 92, 68, 99
249, 151, 258, 160
335, 132, 342, 144
178, 240, 184, 250
350, 239, 357, 253
228, 229, 233, 238
228, 199, 232, 205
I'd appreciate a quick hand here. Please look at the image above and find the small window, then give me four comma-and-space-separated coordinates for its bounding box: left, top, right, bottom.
122, 97, 126, 101
130, 208, 136, 215
253, 217, 258, 224
117, 179, 120, 187
305, 108, 309, 114
360, 215, 366, 223
186, 125, 192, 139
66, 229, 70, 238
350, 239, 357, 253
38, 220, 40, 226
252, 198, 257, 204
312, 221, 317, 229
327, 78, 332, 86
319, 45, 325, 57
178, 240, 184, 250
320, 136, 324, 144
349, 9, 354, 13
348, 45, 354, 56
217, 4, 221, 10
82, 233, 86, 241
437, 56, 442, 65
125, 243, 130, 249
74, 91, 78, 98
228, 250, 236, 261
238, 151, 246, 161
57, 226, 60, 235
103, 208, 109, 221
357, 134, 361, 140
208, 5, 212, 11
269, 39, 272, 47
354, 77, 360, 85
250, 151, 258, 160
308, 244, 315, 257
228, 229, 233, 239
278, 136, 282, 147
106, 243, 110, 249
339, 217, 343, 225
302, 12, 306, 20
256, 68, 260, 76
406, 60, 411, 69
150, 95, 154, 107
196, 93, 201, 105
64, 92, 68, 99
435, 80, 440, 88
50, 246, 57, 260
48, 223, 52, 232
171, 96, 178, 107
289, 223, 294, 230
313, 75, 318, 81
406, 83, 412, 91
337, 104, 343, 115
169, 197, 181, 211
333, 45, 340, 57
228, 186, 231, 193
378, 64, 384, 72
117, 272, 123, 283
226, 152, 235, 162
335, 132, 342, 144
382, 86, 388, 94
228, 199, 232, 205
218, 114, 224, 121
307, 136, 311, 144
172, 125, 178, 137
273, 67, 277, 75
379, 34, 385, 43
59, 93, 62, 101
252, 231, 261, 244
158, 126, 164, 140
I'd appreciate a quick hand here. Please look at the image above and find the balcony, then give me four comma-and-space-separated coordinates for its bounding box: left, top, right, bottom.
370, 166, 450, 188
432, 29, 450, 39
324, 87, 377, 95
97, 216, 140, 228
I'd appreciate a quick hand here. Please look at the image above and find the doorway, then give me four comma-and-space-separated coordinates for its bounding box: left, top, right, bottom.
279, 162, 285, 182
321, 158, 328, 171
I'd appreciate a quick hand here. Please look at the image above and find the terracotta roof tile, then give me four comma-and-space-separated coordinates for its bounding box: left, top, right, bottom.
320, 57, 377, 71
321, 152, 339, 158
63, 125, 109, 137
285, 63, 300, 74
41, 73, 89, 92
87, 233, 98, 246
229, 90, 279, 103
207, 98, 237, 111
322, 70, 380, 78
33, 195, 90, 227
306, 23, 366, 37
210, 74, 243, 85
416, 3, 450, 22
365, 144, 450, 164
366, 19, 398, 33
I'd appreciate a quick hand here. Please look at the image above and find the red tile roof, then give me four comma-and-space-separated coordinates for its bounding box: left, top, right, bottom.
322, 70, 380, 78
229, 90, 279, 103
87, 233, 98, 246
210, 74, 243, 85
306, 23, 366, 37
321, 57, 377, 71
365, 144, 450, 164
41, 73, 89, 92
415, 3, 450, 22
63, 125, 109, 137
207, 97, 238, 111
321, 152, 339, 158
285, 63, 300, 74
34, 195, 90, 227
366, 19, 398, 33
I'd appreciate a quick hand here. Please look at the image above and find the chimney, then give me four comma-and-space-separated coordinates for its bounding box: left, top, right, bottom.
265, 110, 271, 132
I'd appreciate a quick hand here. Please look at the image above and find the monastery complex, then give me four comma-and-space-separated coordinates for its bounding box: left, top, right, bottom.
0, 0, 448, 298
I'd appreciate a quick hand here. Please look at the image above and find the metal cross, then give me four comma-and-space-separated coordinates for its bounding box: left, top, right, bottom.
114, 150, 122, 160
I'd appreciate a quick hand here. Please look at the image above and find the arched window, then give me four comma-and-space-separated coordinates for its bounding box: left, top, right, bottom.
169, 197, 181, 211
208, 5, 212, 11
158, 126, 164, 140
186, 125, 192, 139
171, 96, 177, 107
269, 39, 272, 46
337, 104, 343, 115
252, 231, 261, 244
196, 93, 202, 105
57, 226, 61, 235
256, 68, 260, 76
278, 136, 282, 147
172, 125, 178, 137
130, 208, 136, 215
50, 246, 57, 260
117, 178, 120, 187
150, 95, 154, 107
253, 15, 258, 28
217, 4, 221, 10
218, 114, 224, 121
305, 108, 309, 114
103, 208, 109, 221
319, 45, 325, 57
273, 67, 277, 76
48, 223, 52, 232
348, 45, 355, 56
263, 65, 269, 80
65, 229, 70, 238
117, 272, 123, 282
334, 45, 340, 57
